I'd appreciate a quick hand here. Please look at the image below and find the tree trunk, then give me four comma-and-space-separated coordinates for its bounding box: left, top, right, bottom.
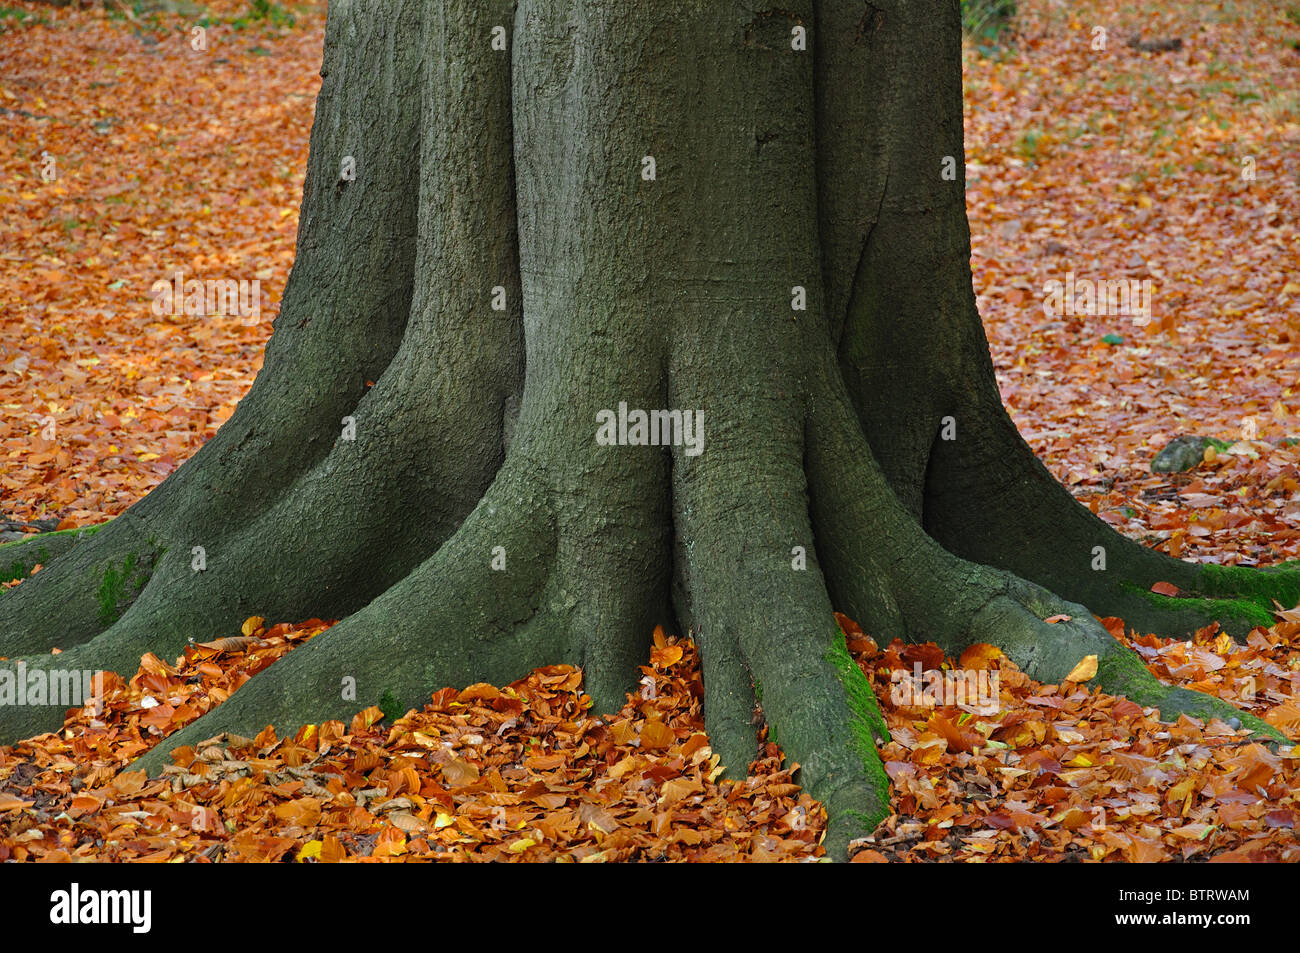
2, 0, 1293, 859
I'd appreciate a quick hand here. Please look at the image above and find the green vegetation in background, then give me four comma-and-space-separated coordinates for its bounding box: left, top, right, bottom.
962, 0, 1016, 45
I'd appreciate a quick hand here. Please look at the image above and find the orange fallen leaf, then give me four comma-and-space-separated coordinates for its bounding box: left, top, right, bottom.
0, 793, 32, 812
1064, 654, 1098, 682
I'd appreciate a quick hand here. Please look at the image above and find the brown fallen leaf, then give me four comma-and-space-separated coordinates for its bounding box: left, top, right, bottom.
194, 636, 261, 655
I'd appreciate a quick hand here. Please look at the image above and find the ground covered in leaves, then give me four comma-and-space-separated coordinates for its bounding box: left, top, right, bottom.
0, 0, 316, 528
968, 0, 1300, 566
2, 0, 1299, 860
3, 614, 1300, 862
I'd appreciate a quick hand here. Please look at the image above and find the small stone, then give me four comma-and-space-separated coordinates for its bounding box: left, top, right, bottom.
1151, 435, 1211, 473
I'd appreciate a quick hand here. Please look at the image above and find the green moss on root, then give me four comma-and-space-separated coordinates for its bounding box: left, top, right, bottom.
1095, 642, 1284, 743
2, 549, 48, 585
0, 522, 109, 551
0, 521, 111, 585
95, 552, 151, 626
816, 630, 892, 858
1119, 581, 1274, 631
1197, 564, 1300, 614
825, 629, 891, 754
378, 689, 402, 722
1095, 642, 1162, 699
838, 809, 885, 841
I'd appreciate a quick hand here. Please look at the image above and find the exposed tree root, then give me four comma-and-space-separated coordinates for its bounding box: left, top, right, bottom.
129, 467, 560, 776
808, 366, 1285, 749
0, 303, 516, 704
2, 0, 523, 673
0, 521, 107, 583
811, 0, 1297, 645
673, 413, 892, 859
0, 512, 162, 656
924, 398, 1300, 639
126, 433, 672, 777
1, 0, 433, 658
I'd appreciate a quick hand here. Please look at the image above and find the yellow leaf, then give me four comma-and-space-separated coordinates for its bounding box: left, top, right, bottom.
241, 616, 265, 636
434, 812, 455, 829
1065, 655, 1098, 682
296, 840, 323, 862
508, 837, 537, 853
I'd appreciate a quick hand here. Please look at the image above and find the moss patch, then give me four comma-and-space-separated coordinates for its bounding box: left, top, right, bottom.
1095, 644, 1284, 744
1095, 642, 1163, 700
826, 627, 891, 750
96, 552, 152, 626
1119, 581, 1275, 631
1197, 563, 1300, 614
2, 548, 48, 585
839, 806, 890, 840
378, 689, 402, 722
0, 521, 111, 586
820, 627, 894, 858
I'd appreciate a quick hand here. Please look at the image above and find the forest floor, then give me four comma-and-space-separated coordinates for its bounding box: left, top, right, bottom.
1, 0, 1299, 861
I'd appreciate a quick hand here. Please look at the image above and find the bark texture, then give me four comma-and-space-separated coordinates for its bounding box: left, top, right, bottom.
2, 0, 1294, 860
